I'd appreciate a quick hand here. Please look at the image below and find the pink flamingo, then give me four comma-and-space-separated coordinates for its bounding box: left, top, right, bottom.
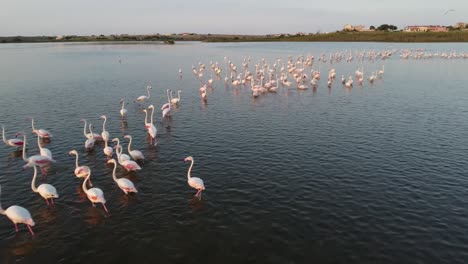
0, 185, 35, 236
108, 159, 138, 194
30, 117, 52, 139
145, 106, 157, 146
30, 164, 59, 206
183, 156, 205, 199
82, 169, 108, 213
22, 134, 55, 169
69, 150, 92, 186
115, 146, 141, 171
2, 126, 23, 149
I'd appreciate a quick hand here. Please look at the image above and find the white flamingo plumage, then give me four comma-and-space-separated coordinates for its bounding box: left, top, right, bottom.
120, 99, 127, 118
183, 156, 205, 198
36, 133, 53, 160
0, 185, 35, 236
68, 150, 92, 186
146, 105, 157, 146
103, 136, 113, 158
2, 126, 23, 149
22, 134, 55, 169
100, 115, 110, 142
114, 146, 141, 171
30, 117, 52, 139
124, 135, 144, 161
170, 90, 181, 105
108, 159, 138, 194
112, 138, 131, 164
82, 170, 108, 213
30, 164, 59, 206
136, 85, 152, 102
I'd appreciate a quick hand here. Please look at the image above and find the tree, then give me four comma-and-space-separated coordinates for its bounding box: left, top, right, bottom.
370, 25, 376, 30
377, 24, 397, 31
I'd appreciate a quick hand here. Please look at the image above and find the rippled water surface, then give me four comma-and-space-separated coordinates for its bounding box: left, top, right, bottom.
0, 41, 468, 263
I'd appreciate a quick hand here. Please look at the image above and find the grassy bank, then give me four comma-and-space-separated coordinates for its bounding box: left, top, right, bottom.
2, 31, 468, 44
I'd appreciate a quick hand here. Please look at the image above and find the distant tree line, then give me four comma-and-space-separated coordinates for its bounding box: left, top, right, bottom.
369, 24, 398, 31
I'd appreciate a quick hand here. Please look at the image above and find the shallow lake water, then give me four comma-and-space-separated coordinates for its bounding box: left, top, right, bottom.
0, 41, 468, 263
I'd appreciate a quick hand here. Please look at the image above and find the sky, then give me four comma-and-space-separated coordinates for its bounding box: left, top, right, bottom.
0, 0, 466, 36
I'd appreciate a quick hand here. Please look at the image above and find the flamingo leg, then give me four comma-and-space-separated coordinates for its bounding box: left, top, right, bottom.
51, 198, 55, 206
27, 225, 35, 236
102, 203, 109, 213
44, 198, 50, 206
14, 223, 18, 232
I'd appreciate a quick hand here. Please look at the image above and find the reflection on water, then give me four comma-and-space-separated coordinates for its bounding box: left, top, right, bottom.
0, 42, 467, 263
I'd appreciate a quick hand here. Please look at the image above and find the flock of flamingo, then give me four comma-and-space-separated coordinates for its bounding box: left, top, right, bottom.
0, 85, 202, 237
1, 47, 464, 238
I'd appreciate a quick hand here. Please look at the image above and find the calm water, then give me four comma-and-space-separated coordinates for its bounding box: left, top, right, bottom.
0, 41, 468, 263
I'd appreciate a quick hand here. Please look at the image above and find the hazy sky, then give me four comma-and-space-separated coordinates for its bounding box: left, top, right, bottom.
0, 0, 466, 35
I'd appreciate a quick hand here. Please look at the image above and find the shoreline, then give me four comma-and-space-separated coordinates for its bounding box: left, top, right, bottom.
2, 31, 468, 44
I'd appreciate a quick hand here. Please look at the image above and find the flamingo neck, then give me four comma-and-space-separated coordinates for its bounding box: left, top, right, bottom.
143, 110, 148, 125
104, 139, 109, 148
187, 160, 194, 181
111, 161, 118, 182
167, 90, 171, 104
82, 172, 90, 193
31, 118, 36, 131
1, 127, 6, 144
150, 107, 154, 125
31, 165, 38, 192
82, 120, 87, 137
37, 134, 42, 150
121, 101, 125, 110
102, 117, 107, 131
178, 91, 181, 100
22, 135, 28, 161
74, 153, 79, 168
127, 137, 132, 153
147, 87, 151, 99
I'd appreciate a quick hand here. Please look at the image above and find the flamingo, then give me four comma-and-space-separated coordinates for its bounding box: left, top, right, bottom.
36, 133, 53, 160
120, 99, 127, 118
82, 170, 108, 213
100, 115, 110, 142
68, 150, 92, 186
136, 85, 152, 102
30, 117, 52, 139
183, 156, 205, 198
103, 136, 113, 158
22, 134, 55, 169
107, 159, 138, 194
146, 105, 157, 146
2, 126, 23, 149
115, 146, 141, 171
112, 138, 130, 163
30, 164, 58, 206
161, 89, 171, 112
170, 90, 181, 105
80, 119, 101, 140
0, 185, 35, 236
123, 135, 144, 161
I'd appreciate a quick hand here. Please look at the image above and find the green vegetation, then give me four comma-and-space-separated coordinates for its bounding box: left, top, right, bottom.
2, 31, 468, 44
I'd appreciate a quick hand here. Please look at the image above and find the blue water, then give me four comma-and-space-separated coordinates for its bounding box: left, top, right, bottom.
0, 41, 468, 263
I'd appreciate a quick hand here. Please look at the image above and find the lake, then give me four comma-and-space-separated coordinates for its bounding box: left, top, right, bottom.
0, 41, 468, 263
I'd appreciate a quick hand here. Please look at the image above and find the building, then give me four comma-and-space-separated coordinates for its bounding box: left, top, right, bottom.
343, 24, 372, 32
455, 22, 467, 28
404, 25, 448, 32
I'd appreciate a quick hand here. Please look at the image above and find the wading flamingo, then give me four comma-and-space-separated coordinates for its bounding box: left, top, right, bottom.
103, 137, 113, 158
2, 126, 23, 149
30, 117, 52, 139
0, 185, 35, 236
170, 90, 181, 105
120, 99, 127, 118
115, 146, 141, 171
100, 115, 109, 142
112, 138, 130, 163
36, 133, 53, 160
80, 119, 101, 140
162, 89, 172, 119
22, 134, 55, 169
108, 159, 138, 194
30, 164, 58, 206
82, 170, 108, 213
68, 150, 92, 186
183, 156, 205, 198
145, 106, 157, 146
123, 135, 144, 161
136, 85, 152, 102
